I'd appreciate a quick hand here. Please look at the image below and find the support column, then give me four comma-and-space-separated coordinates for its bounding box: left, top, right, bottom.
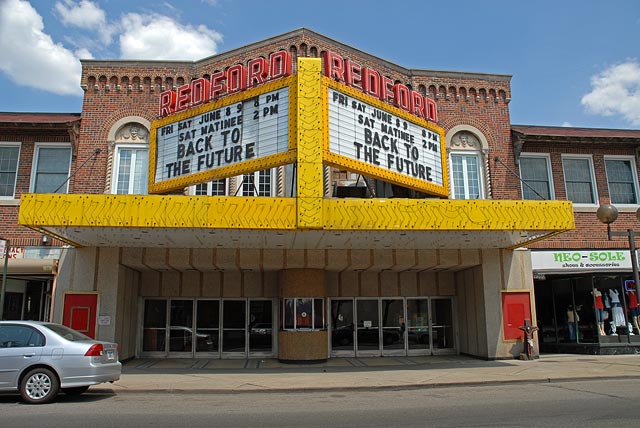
278, 269, 328, 362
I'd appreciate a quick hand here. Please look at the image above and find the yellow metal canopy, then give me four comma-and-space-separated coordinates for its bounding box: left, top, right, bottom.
19, 193, 574, 250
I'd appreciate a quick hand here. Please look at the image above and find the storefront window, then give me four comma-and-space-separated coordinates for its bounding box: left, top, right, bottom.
535, 274, 640, 352
281, 298, 325, 330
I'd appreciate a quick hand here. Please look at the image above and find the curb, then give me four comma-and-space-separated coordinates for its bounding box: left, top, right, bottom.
93, 374, 640, 395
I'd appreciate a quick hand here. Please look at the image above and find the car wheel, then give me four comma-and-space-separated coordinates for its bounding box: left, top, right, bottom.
20, 367, 59, 404
62, 386, 90, 396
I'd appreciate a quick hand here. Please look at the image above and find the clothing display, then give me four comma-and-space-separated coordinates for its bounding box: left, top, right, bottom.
610, 289, 626, 328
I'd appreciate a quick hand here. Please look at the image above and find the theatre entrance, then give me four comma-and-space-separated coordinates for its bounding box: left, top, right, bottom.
329, 297, 455, 357
140, 298, 274, 359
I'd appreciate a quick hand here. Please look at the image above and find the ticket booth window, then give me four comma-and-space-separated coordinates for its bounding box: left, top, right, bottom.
281, 298, 325, 330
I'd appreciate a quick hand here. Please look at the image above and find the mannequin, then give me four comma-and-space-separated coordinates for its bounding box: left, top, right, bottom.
592, 288, 606, 335
627, 284, 640, 334
566, 305, 578, 341
609, 289, 625, 335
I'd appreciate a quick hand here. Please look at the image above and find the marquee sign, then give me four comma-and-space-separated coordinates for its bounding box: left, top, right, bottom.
324, 81, 447, 196
149, 79, 295, 193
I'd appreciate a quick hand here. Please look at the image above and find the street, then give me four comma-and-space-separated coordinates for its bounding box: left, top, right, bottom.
1, 378, 639, 427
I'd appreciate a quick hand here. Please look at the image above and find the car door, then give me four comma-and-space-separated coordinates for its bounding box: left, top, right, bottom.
0, 325, 44, 389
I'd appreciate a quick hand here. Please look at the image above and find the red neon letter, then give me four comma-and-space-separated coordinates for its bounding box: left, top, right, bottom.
227, 64, 247, 94
175, 83, 191, 112
269, 51, 292, 80
361, 68, 380, 98
393, 84, 411, 112
344, 59, 362, 89
425, 97, 438, 122
322, 51, 345, 82
190, 78, 211, 107
248, 57, 269, 86
159, 90, 176, 117
210, 70, 226, 99
380, 76, 394, 104
410, 91, 424, 118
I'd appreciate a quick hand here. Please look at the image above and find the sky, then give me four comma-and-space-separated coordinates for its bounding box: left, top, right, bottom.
0, 0, 639, 130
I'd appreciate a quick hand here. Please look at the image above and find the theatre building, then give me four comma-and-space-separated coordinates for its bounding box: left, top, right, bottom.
12, 28, 574, 362
513, 125, 640, 354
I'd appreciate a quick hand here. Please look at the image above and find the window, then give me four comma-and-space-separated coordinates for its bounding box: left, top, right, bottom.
190, 179, 228, 196
562, 156, 597, 204
113, 145, 148, 194
241, 169, 274, 196
0, 325, 45, 348
519, 154, 553, 200
31, 145, 71, 193
281, 298, 325, 330
450, 153, 483, 199
0, 144, 19, 198
605, 157, 638, 204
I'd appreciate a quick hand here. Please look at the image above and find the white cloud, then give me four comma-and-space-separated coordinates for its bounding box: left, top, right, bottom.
118, 13, 222, 60
54, 0, 114, 44
581, 60, 640, 126
561, 122, 573, 127
0, 0, 85, 96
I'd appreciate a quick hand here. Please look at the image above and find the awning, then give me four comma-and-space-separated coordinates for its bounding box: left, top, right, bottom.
18, 194, 575, 251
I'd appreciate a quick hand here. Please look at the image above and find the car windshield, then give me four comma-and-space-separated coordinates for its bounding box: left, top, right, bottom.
42, 323, 92, 341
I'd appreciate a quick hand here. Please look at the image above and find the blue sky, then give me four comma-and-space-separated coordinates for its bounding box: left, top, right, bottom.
0, 0, 639, 129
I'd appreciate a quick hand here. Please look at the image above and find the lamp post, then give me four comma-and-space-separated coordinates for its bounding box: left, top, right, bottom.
0, 238, 8, 321
597, 204, 640, 336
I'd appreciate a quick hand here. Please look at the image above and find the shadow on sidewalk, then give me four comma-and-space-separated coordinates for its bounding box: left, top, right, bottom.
122, 355, 514, 375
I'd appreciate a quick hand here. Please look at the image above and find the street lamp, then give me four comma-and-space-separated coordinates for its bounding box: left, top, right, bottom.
597, 204, 640, 337
0, 237, 8, 320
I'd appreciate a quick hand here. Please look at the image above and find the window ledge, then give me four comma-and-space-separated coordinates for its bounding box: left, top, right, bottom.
573, 204, 640, 213
0, 199, 20, 206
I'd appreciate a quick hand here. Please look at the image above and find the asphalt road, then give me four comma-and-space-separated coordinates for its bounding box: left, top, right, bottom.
1, 379, 639, 427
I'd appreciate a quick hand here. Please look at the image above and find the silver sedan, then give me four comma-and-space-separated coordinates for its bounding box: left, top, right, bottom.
0, 321, 121, 404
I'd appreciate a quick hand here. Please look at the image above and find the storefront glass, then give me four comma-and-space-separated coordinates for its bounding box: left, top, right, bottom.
535, 274, 640, 352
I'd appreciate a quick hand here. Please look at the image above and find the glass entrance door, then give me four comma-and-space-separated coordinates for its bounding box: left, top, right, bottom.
248, 300, 273, 356
195, 300, 219, 357
407, 298, 430, 355
168, 299, 193, 357
356, 299, 380, 356
330, 299, 355, 356
431, 298, 455, 354
142, 299, 167, 356
222, 300, 246, 358
381, 299, 405, 355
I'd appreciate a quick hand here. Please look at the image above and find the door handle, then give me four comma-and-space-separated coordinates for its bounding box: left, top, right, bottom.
23, 353, 36, 358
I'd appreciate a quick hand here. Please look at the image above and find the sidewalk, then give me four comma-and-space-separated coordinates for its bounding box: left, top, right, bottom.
108, 354, 640, 394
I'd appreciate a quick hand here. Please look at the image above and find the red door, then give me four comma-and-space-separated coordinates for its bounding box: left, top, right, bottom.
62, 293, 98, 338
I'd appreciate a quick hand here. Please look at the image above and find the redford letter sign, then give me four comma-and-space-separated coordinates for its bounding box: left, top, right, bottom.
158, 51, 292, 118
323, 51, 437, 123
158, 50, 438, 124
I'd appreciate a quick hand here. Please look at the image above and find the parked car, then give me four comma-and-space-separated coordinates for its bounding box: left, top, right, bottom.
0, 321, 121, 404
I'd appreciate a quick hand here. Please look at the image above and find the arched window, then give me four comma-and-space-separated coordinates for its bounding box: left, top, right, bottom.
448, 130, 488, 199
108, 120, 150, 194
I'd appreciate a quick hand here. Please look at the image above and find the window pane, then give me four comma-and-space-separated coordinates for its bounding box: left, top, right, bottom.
451, 154, 481, 199
313, 299, 324, 329
563, 158, 595, 203
606, 159, 637, 204
0, 146, 19, 197
296, 298, 312, 329
242, 173, 255, 196
520, 157, 551, 200
115, 147, 148, 194
132, 149, 148, 194
283, 299, 294, 329
34, 147, 71, 193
